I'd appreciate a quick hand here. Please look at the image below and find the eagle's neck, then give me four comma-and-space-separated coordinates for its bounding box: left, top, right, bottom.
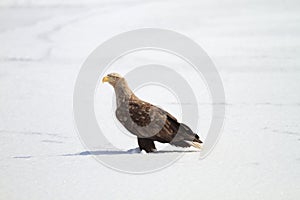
113, 79, 135, 108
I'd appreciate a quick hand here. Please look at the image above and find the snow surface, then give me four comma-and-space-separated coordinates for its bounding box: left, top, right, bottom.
0, 0, 300, 199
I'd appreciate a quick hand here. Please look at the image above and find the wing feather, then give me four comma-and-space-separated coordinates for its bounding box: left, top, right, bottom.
116, 97, 201, 144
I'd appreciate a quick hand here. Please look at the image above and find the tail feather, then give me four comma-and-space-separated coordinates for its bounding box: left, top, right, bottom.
170, 123, 203, 149
186, 141, 202, 149
178, 123, 203, 144
193, 134, 203, 144
170, 140, 202, 149
170, 140, 191, 148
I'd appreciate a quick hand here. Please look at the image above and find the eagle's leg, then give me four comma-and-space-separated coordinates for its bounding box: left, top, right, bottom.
137, 138, 156, 153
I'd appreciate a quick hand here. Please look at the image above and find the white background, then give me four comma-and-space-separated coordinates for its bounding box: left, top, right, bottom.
0, 0, 299, 199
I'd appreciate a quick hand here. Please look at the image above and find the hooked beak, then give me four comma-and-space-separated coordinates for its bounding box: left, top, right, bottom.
102, 76, 110, 83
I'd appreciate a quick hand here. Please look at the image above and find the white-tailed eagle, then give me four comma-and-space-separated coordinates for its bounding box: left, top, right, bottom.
102, 73, 202, 153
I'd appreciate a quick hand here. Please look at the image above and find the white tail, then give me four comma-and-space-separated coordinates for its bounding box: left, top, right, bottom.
186, 141, 202, 149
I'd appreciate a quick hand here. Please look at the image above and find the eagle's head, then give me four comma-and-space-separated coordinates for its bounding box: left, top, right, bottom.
102, 73, 124, 87
102, 72, 134, 100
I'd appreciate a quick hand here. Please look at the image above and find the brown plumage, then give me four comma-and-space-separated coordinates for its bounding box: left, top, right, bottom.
102, 73, 203, 153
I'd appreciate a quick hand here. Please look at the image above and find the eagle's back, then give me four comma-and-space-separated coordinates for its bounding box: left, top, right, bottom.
115, 96, 200, 144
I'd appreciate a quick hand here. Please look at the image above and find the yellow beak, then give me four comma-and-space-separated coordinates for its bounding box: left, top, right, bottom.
102, 76, 110, 83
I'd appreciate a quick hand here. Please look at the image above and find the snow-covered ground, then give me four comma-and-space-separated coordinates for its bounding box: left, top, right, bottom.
0, 0, 300, 199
